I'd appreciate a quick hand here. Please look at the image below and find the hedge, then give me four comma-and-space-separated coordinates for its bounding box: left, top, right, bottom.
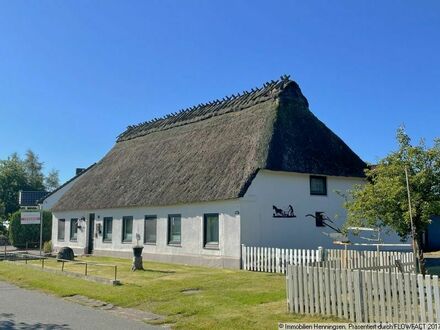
8, 211, 52, 248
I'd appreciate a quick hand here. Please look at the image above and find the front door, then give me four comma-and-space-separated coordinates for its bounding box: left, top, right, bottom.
87, 213, 95, 254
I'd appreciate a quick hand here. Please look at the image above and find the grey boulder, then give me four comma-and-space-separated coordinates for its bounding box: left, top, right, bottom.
57, 247, 75, 261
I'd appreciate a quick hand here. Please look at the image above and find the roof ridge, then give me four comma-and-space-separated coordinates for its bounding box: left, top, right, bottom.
117, 75, 292, 142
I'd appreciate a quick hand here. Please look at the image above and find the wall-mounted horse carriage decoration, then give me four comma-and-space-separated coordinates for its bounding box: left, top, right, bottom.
272, 204, 296, 218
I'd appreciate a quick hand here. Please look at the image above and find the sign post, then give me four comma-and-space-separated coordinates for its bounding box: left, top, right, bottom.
20, 209, 43, 255
39, 206, 43, 256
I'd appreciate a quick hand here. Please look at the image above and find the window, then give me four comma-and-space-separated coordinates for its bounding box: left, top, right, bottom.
58, 219, 65, 241
70, 218, 78, 241
122, 216, 133, 243
103, 217, 113, 242
168, 214, 181, 245
144, 215, 157, 244
204, 213, 219, 248
310, 175, 327, 195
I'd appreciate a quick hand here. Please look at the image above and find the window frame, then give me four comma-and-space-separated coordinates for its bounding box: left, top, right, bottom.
122, 216, 133, 243
167, 214, 181, 245
57, 219, 65, 241
69, 218, 78, 242
203, 213, 219, 249
310, 175, 327, 196
144, 215, 157, 245
103, 217, 113, 243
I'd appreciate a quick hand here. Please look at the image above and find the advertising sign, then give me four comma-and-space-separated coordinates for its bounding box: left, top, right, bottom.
21, 211, 41, 225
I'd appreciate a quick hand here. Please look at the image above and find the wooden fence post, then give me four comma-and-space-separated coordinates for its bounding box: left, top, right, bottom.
418, 274, 426, 323
298, 264, 304, 314
426, 275, 434, 323
317, 246, 324, 262
353, 270, 363, 322
286, 265, 291, 312
324, 266, 330, 315
433, 275, 440, 322
276, 248, 280, 273
241, 244, 245, 270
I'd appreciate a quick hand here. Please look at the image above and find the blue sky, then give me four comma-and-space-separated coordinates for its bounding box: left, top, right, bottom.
0, 1, 439, 183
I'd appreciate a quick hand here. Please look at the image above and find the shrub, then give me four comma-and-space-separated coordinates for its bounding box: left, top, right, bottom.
0, 234, 8, 246
0, 221, 7, 236
8, 211, 52, 248
43, 240, 52, 254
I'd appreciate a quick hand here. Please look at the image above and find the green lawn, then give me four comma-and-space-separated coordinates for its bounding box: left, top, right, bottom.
0, 256, 339, 329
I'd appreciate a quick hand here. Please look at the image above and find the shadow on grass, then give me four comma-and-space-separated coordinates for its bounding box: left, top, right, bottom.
137, 268, 176, 274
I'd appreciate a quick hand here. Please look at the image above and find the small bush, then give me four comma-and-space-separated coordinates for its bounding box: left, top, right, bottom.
43, 240, 52, 254
0, 234, 8, 246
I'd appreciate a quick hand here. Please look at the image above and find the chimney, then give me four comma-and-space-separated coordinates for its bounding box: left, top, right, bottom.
76, 168, 85, 176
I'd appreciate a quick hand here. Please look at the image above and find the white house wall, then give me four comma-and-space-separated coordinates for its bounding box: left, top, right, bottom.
51, 170, 410, 270
240, 170, 407, 250
51, 199, 241, 268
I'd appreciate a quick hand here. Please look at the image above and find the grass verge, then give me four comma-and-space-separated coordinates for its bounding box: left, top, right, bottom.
0, 256, 340, 329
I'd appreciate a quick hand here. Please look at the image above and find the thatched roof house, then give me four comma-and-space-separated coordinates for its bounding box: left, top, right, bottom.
53, 76, 365, 212
51, 76, 374, 267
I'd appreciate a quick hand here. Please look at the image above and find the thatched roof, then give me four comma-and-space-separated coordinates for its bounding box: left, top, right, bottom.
53, 76, 366, 212
38, 163, 96, 203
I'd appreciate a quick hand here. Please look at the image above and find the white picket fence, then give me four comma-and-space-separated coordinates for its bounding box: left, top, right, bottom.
241, 245, 322, 273
241, 245, 414, 274
286, 264, 440, 322
325, 248, 415, 272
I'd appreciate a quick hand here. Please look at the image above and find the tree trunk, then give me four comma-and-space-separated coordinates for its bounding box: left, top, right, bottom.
414, 232, 426, 275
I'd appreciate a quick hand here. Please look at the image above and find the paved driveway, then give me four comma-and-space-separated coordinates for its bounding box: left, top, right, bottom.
0, 281, 160, 329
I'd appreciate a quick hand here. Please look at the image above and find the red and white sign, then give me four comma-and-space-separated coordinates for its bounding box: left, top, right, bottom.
21, 212, 41, 225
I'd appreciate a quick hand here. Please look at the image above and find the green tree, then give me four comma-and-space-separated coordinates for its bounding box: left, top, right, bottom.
45, 169, 60, 192
24, 149, 44, 190
0, 201, 6, 235
345, 127, 440, 274
0, 151, 60, 236
0, 153, 30, 215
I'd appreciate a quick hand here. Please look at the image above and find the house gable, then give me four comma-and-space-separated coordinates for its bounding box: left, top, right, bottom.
265, 84, 365, 177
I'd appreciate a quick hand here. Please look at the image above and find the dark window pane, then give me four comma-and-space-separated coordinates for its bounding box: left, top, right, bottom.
70, 218, 78, 241
168, 214, 181, 244
103, 217, 113, 242
204, 214, 219, 246
122, 216, 133, 242
144, 215, 157, 244
58, 219, 65, 241
310, 176, 327, 195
